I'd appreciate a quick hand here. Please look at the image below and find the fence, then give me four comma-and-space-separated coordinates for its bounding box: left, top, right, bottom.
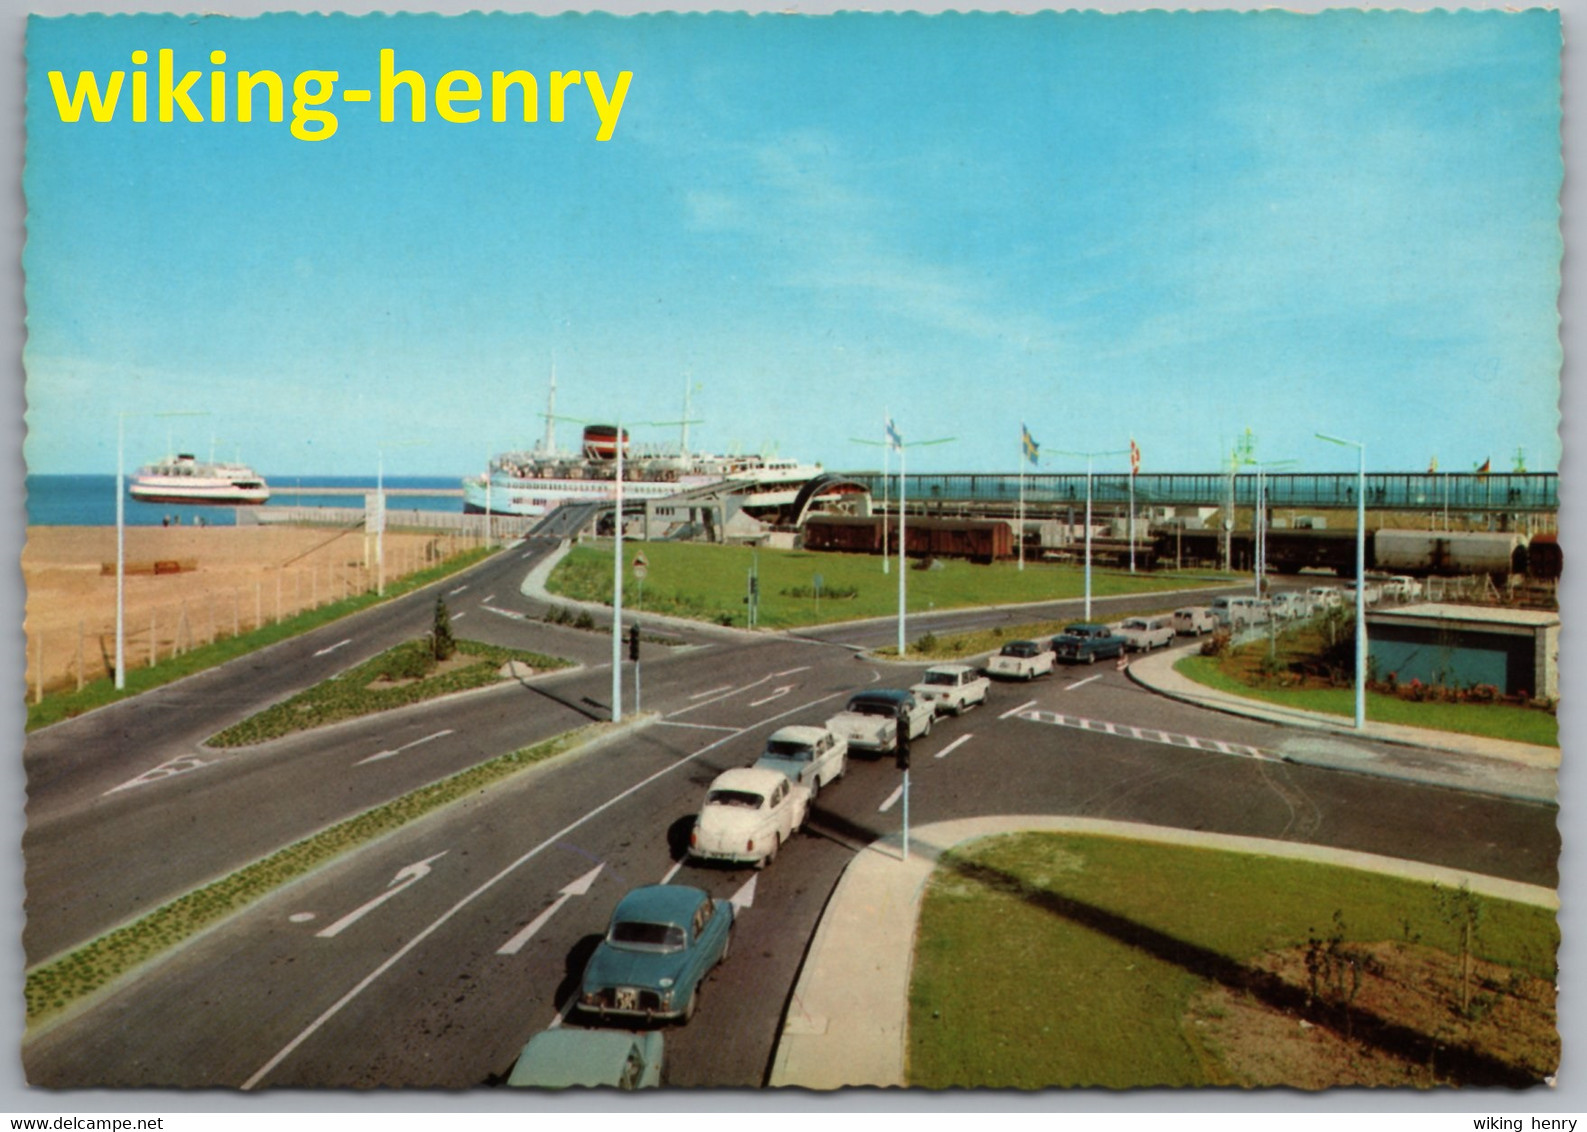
26, 534, 488, 704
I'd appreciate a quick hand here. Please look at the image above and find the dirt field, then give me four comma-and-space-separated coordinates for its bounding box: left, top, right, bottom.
22, 525, 486, 698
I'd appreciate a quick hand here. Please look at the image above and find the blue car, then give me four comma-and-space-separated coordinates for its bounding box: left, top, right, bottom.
578, 885, 733, 1024
506, 1028, 664, 1089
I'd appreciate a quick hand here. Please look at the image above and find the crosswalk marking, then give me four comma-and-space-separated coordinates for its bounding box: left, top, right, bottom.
1012, 707, 1277, 763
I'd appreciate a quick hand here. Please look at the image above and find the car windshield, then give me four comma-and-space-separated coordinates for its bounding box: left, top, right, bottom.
924, 671, 957, 686
609, 921, 686, 952
707, 789, 765, 809
1122, 620, 1147, 630
764, 740, 815, 760
1001, 643, 1035, 656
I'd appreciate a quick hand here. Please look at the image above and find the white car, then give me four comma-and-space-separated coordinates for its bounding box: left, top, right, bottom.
754, 726, 847, 799
1173, 607, 1217, 636
987, 640, 1056, 681
1380, 575, 1423, 601
911, 664, 991, 716
688, 767, 808, 869
1116, 616, 1175, 652
825, 690, 933, 754
1308, 586, 1345, 608
1269, 592, 1308, 620
1343, 581, 1382, 605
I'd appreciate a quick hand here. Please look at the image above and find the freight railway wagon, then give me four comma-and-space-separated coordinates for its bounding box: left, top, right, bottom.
1160, 527, 1545, 579
802, 516, 1013, 564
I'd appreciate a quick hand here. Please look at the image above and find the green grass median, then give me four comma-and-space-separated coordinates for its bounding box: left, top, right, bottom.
547, 541, 1233, 630
909, 832, 1557, 1088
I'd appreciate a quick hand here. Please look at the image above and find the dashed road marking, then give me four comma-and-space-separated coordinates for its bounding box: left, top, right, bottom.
934, 734, 973, 760
879, 785, 904, 812
999, 698, 1038, 720
1065, 674, 1104, 691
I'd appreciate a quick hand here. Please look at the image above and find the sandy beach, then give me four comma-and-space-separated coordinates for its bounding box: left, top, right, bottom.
23, 525, 483, 699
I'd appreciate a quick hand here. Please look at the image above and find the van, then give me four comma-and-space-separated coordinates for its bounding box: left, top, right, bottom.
1173, 607, 1217, 636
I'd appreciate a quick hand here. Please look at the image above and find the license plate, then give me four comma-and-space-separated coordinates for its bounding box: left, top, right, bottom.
615, 988, 639, 1010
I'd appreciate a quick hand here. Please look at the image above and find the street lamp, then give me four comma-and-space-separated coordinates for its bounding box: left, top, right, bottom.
1317, 432, 1367, 730
853, 420, 953, 656
1050, 447, 1129, 621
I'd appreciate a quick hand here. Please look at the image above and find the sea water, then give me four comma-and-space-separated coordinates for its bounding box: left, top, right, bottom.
24, 475, 465, 527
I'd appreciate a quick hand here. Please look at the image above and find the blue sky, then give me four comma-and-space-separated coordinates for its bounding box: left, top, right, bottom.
23, 9, 1562, 478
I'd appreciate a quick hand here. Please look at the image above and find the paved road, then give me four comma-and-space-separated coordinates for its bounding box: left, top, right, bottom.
20, 544, 1559, 1089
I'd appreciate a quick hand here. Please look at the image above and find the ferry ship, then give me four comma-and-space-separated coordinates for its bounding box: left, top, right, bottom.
462, 376, 827, 521
128, 453, 271, 506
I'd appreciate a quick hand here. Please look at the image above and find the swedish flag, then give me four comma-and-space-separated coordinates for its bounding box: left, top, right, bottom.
1021, 423, 1039, 466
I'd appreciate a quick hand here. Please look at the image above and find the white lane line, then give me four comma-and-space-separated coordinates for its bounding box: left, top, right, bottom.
659, 860, 685, 885
879, 785, 904, 812
356, 730, 455, 767
484, 605, 526, 621
689, 684, 734, 700
770, 666, 812, 678
448, 585, 469, 596
667, 673, 776, 717
452, 613, 466, 622
497, 864, 605, 956
1065, 674, 1104, 691
484, 594, 496, 604
999, 699, 1039, 720
748, 685, 794, 707
244, 686, 847, 1090
934, 734, 973, 760
313, 639, 352, 658
656, 720, 740, 733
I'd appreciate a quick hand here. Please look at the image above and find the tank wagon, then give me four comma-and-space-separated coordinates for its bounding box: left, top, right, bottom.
1154, 527, 1547, 579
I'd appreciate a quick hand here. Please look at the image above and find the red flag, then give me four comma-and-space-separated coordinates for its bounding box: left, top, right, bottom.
1476, 458, 1491, 476
1129, 438, 1140, 476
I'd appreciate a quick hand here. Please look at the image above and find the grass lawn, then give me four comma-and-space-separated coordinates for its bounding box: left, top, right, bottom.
207, 637, 572, 747
546, 541, 1234, 630
1175, 652, 1559, 748
909, 832, 1558, 1089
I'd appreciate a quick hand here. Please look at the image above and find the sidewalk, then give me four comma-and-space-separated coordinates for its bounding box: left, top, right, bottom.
1126, 643, 1559, 805
768, 815, 1557, 1090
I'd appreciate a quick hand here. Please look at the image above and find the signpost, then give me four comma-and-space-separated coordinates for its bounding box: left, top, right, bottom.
633, 552, 647, 612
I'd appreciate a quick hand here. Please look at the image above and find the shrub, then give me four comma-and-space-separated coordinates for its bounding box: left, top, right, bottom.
432, 597, 457, 661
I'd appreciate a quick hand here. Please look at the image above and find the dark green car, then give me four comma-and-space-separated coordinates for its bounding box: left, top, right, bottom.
578, 885, 734, 1024
506, 1028, 664, 1089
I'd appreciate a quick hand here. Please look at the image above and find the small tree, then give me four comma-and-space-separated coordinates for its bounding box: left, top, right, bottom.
432, 596, 457, 661
1435, 882, 1486, 1017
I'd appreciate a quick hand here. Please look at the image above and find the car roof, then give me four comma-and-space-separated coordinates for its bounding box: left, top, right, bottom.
507, 1030, 655, 1088
610, 884, 710, 926
766, 725, 827, 744
850, 689, 912, 704
709, 766, 788, 794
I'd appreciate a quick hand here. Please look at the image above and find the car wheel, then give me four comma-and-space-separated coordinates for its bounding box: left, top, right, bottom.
808, 775, 820, 804
757, 835, 779, 870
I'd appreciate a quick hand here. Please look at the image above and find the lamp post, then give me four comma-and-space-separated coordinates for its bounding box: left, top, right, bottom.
1051, 447, 1129, 621
1317, 433, 1367, 730
853, 422, 953, 656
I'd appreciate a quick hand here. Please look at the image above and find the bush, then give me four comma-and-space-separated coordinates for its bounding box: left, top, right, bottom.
1200, 629, 1231, 657
432, 597, 457, 661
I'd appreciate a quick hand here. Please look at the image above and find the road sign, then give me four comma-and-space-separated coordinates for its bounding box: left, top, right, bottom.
633, 553, 648, 579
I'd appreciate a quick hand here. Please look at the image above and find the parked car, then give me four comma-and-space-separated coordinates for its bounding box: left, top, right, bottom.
987, 639, 1056, 681
1173, 607, 1217, 636
689, 767, 808, 868
754, 725, 847, 799
911, 663, 991, 715
507, 1029, 664, 1090
1116, 615, 1175, 652
578, 885, 733, 1024
1051, 623, 1127, 664
1380, 575, 1424, 601
1307, 585, 1344, 608
825, 689, 934, 754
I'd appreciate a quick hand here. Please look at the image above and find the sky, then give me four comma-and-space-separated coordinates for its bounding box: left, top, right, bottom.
21, 8, 1563, 479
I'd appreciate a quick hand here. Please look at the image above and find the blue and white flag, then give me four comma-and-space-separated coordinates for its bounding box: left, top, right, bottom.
885, 417, 903, 451
1021, 423, 1040, 466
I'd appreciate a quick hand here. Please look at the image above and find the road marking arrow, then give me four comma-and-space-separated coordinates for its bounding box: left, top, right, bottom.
935, 734, 973, 760
313, 638, 352, 658
355, 730, 455, 767
498, 864, 605, 955
317, 852, 448, 939
748, 685, 794, 707
730, 875, 757, 913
